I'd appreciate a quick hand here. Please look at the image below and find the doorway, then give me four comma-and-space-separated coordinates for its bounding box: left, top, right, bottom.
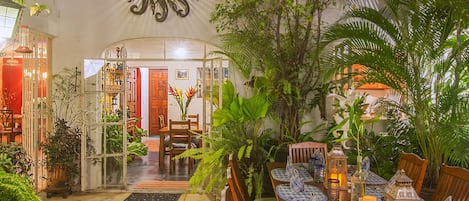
148, 69, 167, 136
82, 38, 228, 191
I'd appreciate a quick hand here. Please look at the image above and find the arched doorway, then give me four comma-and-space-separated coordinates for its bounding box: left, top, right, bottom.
82, 37, 229, 191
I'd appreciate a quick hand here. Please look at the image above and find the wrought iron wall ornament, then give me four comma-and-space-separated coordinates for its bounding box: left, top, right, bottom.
127, 0, 190, 22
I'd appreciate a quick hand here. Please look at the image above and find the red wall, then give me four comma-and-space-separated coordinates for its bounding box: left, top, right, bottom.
2, 58, 22, 114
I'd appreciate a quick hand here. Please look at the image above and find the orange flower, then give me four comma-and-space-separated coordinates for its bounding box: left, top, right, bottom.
169, 85, 198, 118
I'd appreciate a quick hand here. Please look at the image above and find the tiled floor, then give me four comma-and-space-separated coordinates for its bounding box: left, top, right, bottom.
39, 136, 214, 200
127, 136, 193, 188
39, 192, 214, 201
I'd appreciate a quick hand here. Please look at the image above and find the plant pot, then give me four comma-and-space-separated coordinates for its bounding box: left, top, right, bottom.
46, 165, 72, 198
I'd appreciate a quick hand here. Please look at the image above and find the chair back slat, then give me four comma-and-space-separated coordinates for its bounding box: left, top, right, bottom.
288, 141, 328, 163
228, 153, 250, 201
397, 152, 428, 194
433, 165, 469, 201
168, 119, 192, 173
187, 114, 199, 130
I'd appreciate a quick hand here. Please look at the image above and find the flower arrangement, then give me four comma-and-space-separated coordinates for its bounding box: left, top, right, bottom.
168, 85, 198, 120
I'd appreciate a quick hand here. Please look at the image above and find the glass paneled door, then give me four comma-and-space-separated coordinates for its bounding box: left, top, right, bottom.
82, 56, 128, 190
201, 57, 229, 134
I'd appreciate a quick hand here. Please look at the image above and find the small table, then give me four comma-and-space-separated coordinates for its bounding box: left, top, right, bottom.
157, 126, 202, 169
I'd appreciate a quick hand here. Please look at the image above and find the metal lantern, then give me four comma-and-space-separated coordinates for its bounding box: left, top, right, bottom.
325, 144, 348, 190
384, 170, 424, 201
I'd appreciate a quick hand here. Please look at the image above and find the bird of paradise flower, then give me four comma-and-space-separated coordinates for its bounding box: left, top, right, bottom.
168, 85, 198, 120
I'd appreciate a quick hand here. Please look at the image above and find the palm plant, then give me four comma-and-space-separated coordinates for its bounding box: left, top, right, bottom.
211, 0, 336, 142
176, 80, 273, 199
322, 0, 469, 186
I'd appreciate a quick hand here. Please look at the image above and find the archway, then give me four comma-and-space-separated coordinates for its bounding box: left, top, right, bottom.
82, 37, 229, 191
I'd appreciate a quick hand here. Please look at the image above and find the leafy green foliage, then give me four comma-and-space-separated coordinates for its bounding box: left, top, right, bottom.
176, 80, 274, 199
323, 0, 469, 185
211, 0, 338, 141
0, 143, 32, 178
43, 119, 82, 180
0, 169, 40, 201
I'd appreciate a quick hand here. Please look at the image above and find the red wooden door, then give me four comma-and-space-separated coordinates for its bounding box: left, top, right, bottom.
149, 69, 168, 136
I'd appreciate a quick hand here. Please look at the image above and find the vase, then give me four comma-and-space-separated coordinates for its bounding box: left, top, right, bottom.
181, 113, 186, 120
350, 157, 366, 201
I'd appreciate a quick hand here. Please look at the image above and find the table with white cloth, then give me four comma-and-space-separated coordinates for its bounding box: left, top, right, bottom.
267, 162, 387, 201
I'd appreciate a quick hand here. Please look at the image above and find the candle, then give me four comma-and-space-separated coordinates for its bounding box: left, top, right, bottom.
360, 195, 377, 201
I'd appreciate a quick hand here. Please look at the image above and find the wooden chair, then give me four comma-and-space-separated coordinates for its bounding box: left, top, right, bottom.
397, 152, 428, 194
187, 114, 199, 130
288, 141, 328, 163
432, 164, 469, 201
0, 110, 16, 143
228, 153, 275, 201
168, 119, 193, 173
222, 182, 233, 201
228, 154, 250, 201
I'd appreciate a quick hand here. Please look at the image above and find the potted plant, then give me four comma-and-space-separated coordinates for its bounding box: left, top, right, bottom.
43, 67, 88, 197
42, 118, 81, 198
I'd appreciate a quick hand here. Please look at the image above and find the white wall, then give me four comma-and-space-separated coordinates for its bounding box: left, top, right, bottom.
22, 0, 219, 73
132, 60, 204, 131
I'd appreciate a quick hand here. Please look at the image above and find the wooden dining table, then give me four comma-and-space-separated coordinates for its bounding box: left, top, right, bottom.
267, 162, 387, 201
157, 126, 202, 169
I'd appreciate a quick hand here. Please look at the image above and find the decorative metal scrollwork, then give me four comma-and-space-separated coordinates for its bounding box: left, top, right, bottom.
127, 0, 190, 22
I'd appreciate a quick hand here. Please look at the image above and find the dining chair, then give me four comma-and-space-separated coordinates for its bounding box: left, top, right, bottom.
397, 152, 428, 194
222, 181, 233, 201
187, 114, 199, 130
228, 153, 276, 201
0, 109, 16, 143
432, 164, 469, 201
228, 153, 250, 201
168, 119, 193, 173
288, 141, 328, 163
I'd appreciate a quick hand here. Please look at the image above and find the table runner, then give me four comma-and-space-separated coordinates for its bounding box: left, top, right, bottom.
365, 186, 385, 201
347, 171, 387, 185
271, 167, 314, 183
276, 184, 327, 201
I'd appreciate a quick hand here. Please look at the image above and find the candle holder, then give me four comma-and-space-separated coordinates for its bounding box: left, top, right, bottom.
325, 144, 348, 190
327, 179, 340, 201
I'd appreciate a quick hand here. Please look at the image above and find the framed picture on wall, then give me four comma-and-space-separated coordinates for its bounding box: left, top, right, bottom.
176, 69, 189, 80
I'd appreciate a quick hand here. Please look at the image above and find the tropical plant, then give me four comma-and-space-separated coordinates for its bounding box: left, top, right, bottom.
0, 143, 32, 178
211, 0, 337, 142
168, 85, 198, 119
176, 80, 273, 199
322, 0, 469, 186
0, 169, 41, 201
